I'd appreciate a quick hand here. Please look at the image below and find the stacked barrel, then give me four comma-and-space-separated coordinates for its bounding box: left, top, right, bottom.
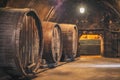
0, 8, 79, 78
0, 8, 43, 77
42, 22, 62, 65
59, 24, 78, 61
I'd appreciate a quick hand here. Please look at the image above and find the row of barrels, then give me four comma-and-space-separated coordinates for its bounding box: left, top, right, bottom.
0, 8, 79, 78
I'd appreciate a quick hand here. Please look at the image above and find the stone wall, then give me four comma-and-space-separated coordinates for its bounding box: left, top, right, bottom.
7, 0, 54, 21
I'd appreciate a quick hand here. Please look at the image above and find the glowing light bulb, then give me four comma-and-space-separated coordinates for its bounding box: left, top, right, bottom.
80, 7, 85, 14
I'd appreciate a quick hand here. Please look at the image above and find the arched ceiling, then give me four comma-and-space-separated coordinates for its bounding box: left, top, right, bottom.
0, 0, 120, 27
47, 0, 120, 23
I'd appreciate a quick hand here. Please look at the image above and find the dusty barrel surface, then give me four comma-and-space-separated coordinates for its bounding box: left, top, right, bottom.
42, 22, 62, 64
59, 24, 78, 61
0, 8, 43, 77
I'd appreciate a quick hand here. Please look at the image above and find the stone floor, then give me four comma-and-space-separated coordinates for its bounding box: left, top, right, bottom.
33, 56, 120, 80
0, 56, 120, 80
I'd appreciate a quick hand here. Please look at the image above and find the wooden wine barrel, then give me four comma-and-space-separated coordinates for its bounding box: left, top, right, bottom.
59, 24, 78, 61
0, 8, 43, 77
42, 22, 62, 64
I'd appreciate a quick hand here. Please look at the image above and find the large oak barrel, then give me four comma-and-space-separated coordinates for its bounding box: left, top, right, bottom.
59, 24, 78, 61
0, 8, 43, 77
42, 22, 62, 65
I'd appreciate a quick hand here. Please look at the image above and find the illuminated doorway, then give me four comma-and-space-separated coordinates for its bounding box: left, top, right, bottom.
78, 34, 104, 55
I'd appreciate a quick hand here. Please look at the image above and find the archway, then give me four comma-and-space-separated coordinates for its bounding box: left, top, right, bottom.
78, 34, 104, 56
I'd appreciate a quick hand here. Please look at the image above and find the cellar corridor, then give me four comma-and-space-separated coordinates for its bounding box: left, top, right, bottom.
0, 0, 120, 80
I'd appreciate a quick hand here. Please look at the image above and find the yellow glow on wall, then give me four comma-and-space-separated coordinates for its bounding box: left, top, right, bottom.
79, 34, 104, 55
80, 34, 100, 40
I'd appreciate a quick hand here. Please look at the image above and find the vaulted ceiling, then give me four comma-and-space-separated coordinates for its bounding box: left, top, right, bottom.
0, 0, 120, 27
47, 0, 120, 23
